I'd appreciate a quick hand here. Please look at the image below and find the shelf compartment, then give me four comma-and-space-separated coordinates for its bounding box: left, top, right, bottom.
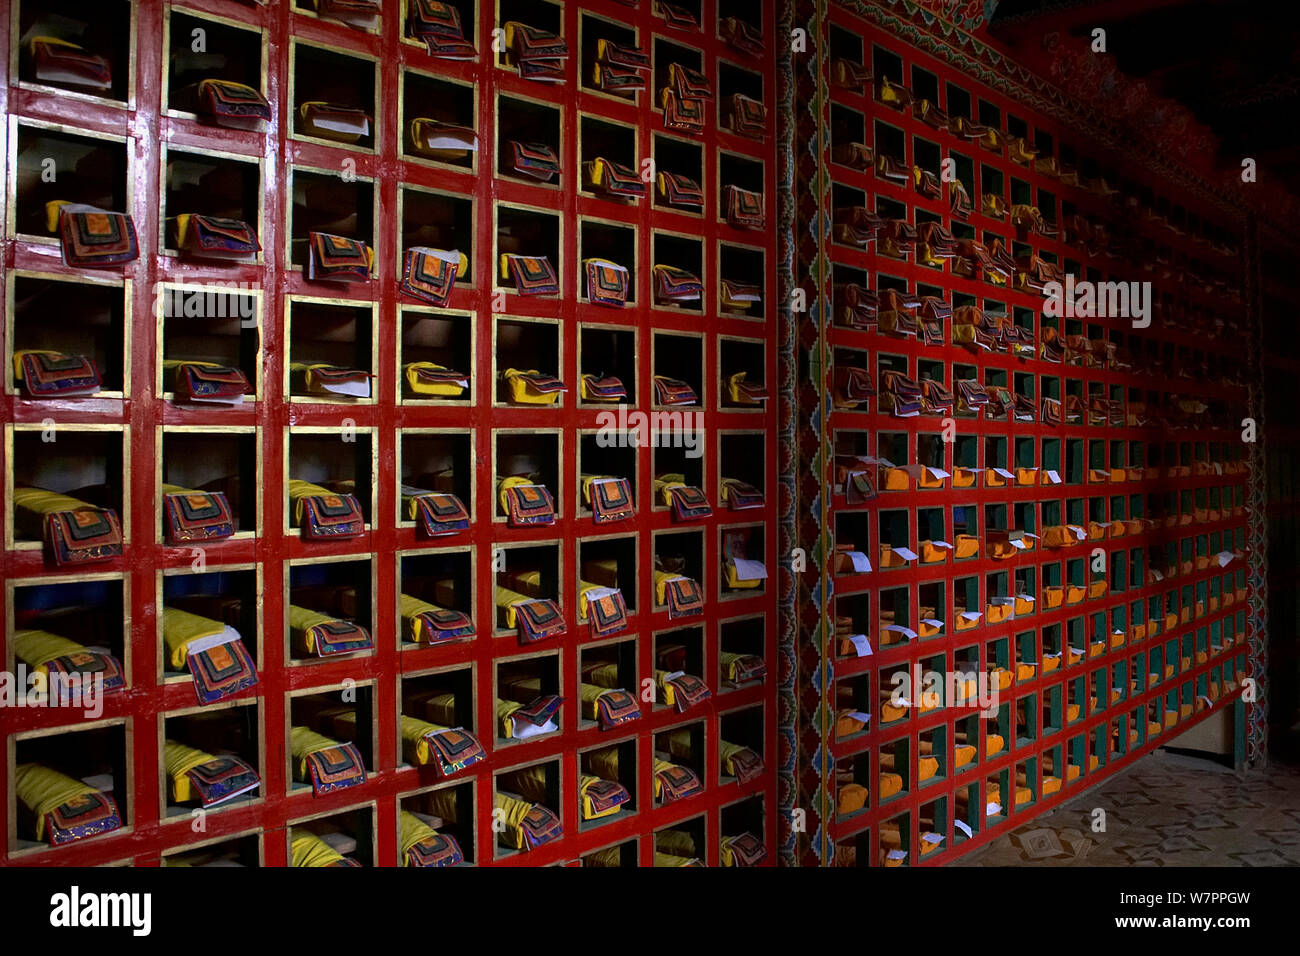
8, 272, 128, 397
397, 548, 476, 649
160, 702, 261, 819
11, 124, 129, 240
286, 555, 375, 662
158, 282, 260, 400
159, 427, 258, 539
164, 9, 265, 117
9, 426, 126, 552
289, 41, 378, 150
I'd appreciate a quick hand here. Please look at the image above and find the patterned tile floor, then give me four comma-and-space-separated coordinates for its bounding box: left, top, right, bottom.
954, 749, 1300, 866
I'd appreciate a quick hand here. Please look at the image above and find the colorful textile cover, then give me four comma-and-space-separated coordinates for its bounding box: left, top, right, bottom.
401, 247, 466, 305
720, 278, 761, 310
725, 185, 765, 228
291, 726, 368, 795
298, 101, 372, 143
656, 476, 712, 521
653, 264, 703, 303
652, 374, 698, 405
510, 141, 561, 181
14, 629, 125, 694
654, 570, 705, 619
657, 0, 699, 29
585, 258, 630, 306
291, 362, 373, 398
502, 367, 567, 404
408, 0, 476, 58
500, 253, 559, 295
587, 157, 646, 198
494, 792, 563, 850
657, 669, 711, 711
316, 0, 381, 32
167, 360, 251, 403
289, 604, 374, 657
403, 487, 469, 536
721, 740, 764, 783
498, 475, 556, 526
721, 832, 767, 866
164, 739, 260, 807
502, 592, 566, 643
400, 592, 474, 644
580, 683, 642, 729
162, 483, 235, 543
47, 202, 138, 267
404, 362, 468, 397
721, 650, 767, 684
727, 93, 767, 139
657, 170, 704, 206
400, 811, 464, 867
580, 584, 629, 638
175, 214, 260, 260
307, 232, 374, 282
13, 487, 122, 567
661, 88, 704, 133
721, 17, 763, 56
197, 79, 271, 128
290, 829, 358, 867
653, 759, 703, 802
583, 475, 635, 523
580, 774, 631, 820
29, 37, 111, 90
726, 370, 769, 404
720, 477, 764, 510
290, 478, 365, 539
580, 373, 626, 401
162, 606, 258, 705
401, 715, 485, 775
14, 763, 121, 846
13, 350, 101, 398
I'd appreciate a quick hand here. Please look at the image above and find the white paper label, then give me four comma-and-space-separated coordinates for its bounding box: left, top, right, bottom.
883, 624, 918, 640
849, 634, 873, 657
731, 557, 768, 581
892, 546, 918, 561
849, 551, 872, 573
954, 819, 973, 838
1045, 470, 1061, 483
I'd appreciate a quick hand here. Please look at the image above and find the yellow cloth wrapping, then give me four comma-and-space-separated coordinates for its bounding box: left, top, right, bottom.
288, 478, 342, 525
164, 740, 217, 804
13, 486, 97, 518
502, 368, 562, 405
585, 846, 622, 866
161, 607, 228, 671
291, 829, 347, 867
720, 740, 754, 777
581, 475, 618, 505
496, 584, 539, 629
289, 604, 342, 655
580, 683, 619, 721
653, 758, 688, 799
580, 774, 623, 820
290, 726, 350, 781
585, 662, 620, 688
400, 593, 458, 643
654, 473, 687, 505
653, 569, 689, 605
586, 747, 620, 780
401, 714, 452, 765
494, 791, 537, 850
399, 811, 442, 865
496, 699, 527, 739
656, 829, 697, 857
13, 629, 88, 671
420, 692, 457, 726
655, 851, 702, 867
14, 763, 102, 842
405, 362, 467, 396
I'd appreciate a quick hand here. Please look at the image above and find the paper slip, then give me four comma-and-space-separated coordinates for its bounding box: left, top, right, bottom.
893, 546, 918, 561
1044, 470, 1061, 483
954, 819, 973, 839
848, 551, 872, 573
883, 624, 918, 640
731, 558, 768, 580
920, 618, 945, 629
848, 634, 872, 657
992, 468, 1015, 478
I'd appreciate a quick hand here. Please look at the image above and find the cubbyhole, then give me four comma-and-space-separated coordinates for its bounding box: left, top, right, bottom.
881, 736, 912, 801
719, 337, 766, 409
719, 244, 765, 317
654, 722, 706, 800
1013, 758, 1037, 811
652, 332, 704, 405
16, 0, 131, 100
871, 43, 903, 82
655, 816, 706, 866
497, 207, 561, 291
833, 511, 872, 579
719, 150, 763, 197
161, 567, 258, 682
288, 169, 374, 270
497, 96, 562, 181
578, 433, 637, 516
399, 309, 472, 402
162, 705, 260, 817
834, 675, 872, 741
160, 430, 256, 536
830, 103, 867, 158
291, 44, 376, 149
720, 796, 765, 860
495, 654, 562, 741
653, 37, 703, 105
577, 535, 638, 611
12, 576, 127, 689
718, 707, 763, 785
494, 543, 563, 634
289, 686, 375, 790
14, 126, 128, 237
721, 524, 766, 595
287, 558, 373, 662
401, 780, 475, 864
829, 23, 864, 63
652, 232, 704, 310
163, 148, 260, 252
653, 443, 704, 501
879, 586, 911, 647
12, 429, 123, 547
917, 581, 947, 638
287, 300, 374, 399
11, 275, 126, 394
13, 723, 128, 851
579, 116, 638, 194
654, 625, 705, 707
399, 667, 475, 752
290, 807, 374, 867
718, 432, 766, 501
873, 121, 905, 165
719, 615, 765, 688
578, 738, 638, 830
166, 10, 263, 115
498, 0, 563, 68
834, 591, 873, 657
494, 759, 562, 857
401, 432, 473, 516
163, 833, 260, 867
579, 326, 636, 403
398, 550, 474, 649
579, 220, 637, 301
579, 639, 638, 728
494, 432, 561, 521
653, 133, 704, 210
879, 663, 911, 725
495, 319, 561, 404
160, 285, 259, 399
835, 753, 872, 821
286, 431, 374, 525
580, 13, 639, 96
400, 187, 473, 274
401, 71, 476, 168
